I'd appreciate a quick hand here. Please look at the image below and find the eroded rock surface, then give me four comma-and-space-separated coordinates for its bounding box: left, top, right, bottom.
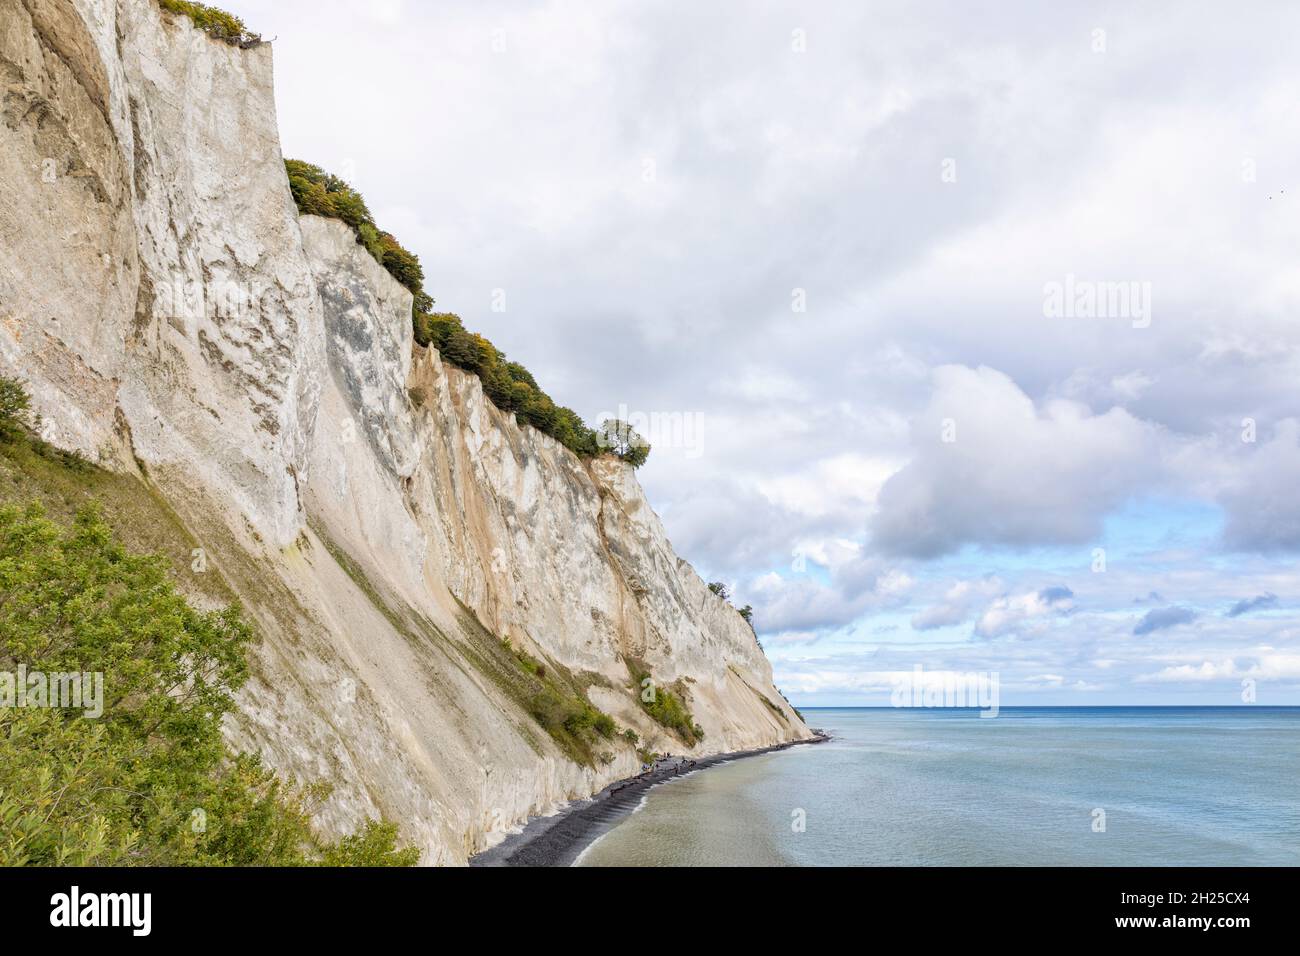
0, 0, 810, 864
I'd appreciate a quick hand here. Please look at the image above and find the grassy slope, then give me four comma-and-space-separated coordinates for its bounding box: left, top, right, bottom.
2, 437, 634, 775
0, 440, 234, 606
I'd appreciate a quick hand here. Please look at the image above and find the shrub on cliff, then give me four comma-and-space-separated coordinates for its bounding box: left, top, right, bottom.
627, 662, 704, 747
508, 646, 618, 764
284, 160, 431, 311
287, 163, 644, 466
0, 377, 92, 473
377, 234, 433, 312
157, 1, 261, 46
0, 377, 33, 443
414, 311, 609, 459
286, 160, 372, 227
0, 493, 417, 866
708, 581, 757, 633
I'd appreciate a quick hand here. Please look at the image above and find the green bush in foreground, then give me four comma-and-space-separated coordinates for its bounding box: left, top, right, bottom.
0, 467, 417, 865
157, 1, 261, 46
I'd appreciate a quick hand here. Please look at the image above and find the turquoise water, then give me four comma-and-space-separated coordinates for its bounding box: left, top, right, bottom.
577, 707, 1300, 866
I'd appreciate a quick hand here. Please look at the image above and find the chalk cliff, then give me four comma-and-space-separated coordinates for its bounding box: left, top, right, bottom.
0, 0, 810, 864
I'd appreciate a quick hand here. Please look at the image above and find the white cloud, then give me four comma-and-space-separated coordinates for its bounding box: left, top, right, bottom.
910, 576, 1003, 630
1219, 420, 1300, 552
974, 586, 1075, 638
755, 453, 900, 520
1026, 674, 1065, 687
872, 366, 1165, 558
748, 548, 912, 635
1138, 652, 1300, 684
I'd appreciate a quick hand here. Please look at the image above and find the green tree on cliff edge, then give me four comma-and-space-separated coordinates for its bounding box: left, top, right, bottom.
597, 419, 651, 468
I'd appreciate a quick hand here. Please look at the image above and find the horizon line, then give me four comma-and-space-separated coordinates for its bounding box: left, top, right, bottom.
796, 704, 1300, 709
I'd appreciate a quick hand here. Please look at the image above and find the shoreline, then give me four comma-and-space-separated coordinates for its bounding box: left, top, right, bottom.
470, 730, 830, 867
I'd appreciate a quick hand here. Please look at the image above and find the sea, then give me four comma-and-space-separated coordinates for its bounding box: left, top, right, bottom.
576, 707, 1300, 866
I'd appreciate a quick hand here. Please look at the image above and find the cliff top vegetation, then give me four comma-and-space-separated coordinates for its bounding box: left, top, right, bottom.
284, 159, 650, 468
157, 1, 262, 46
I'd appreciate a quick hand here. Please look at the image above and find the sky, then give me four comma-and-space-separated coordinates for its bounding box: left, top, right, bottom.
224, 0, 1300, 706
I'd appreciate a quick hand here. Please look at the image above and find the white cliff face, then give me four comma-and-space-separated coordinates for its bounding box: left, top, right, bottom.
0, 0, 810, 864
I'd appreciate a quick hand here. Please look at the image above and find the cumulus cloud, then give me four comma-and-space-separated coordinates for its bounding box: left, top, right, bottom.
973, 585, 1075, 638
1139, 653, 1300, 683
1226, 593, 1279, 617
1220, 421, 1300, 553
1133, 606, 1197, 636
749, 572, 876, 636
1055, 368, 1156, 406
910, 576, 1003, 631
748, 553, 911, 637
743, 572, 863, 639
871, 366, 1165, 559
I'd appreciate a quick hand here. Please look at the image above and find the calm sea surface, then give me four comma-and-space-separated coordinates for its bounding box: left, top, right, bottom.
576, 707, 1300, 866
